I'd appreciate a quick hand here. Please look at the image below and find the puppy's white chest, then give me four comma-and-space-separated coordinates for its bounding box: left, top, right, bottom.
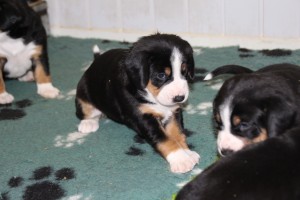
143, 88, 178, 123
149, 104, 177, 124
0, 32, 37, 78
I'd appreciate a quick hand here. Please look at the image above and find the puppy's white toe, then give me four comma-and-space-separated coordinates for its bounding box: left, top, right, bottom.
187, 149, 201, 163
37, 83, 60, 98
166, 149, 200, 174
0, 92, 14, 104
78, 119, 99, 133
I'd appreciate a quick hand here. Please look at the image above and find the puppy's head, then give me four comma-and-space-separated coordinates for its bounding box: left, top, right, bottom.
0, 0, 28, 31
213, 76, 296, 156
214, 99, 267, 156
125, 33, 194, 107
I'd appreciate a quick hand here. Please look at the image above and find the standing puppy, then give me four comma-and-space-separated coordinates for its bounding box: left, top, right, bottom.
75, 34, 200, 173
0, 0, 59, 104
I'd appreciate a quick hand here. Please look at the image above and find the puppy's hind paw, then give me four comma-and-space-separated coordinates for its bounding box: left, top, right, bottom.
78, 119, 99, 133
0, 92, 14, 104
37, 83, 60, 99
166, 149, 200, 174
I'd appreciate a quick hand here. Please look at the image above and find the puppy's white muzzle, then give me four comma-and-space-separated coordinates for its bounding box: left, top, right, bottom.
156, 79, 189, 106
217, 130, 247, 156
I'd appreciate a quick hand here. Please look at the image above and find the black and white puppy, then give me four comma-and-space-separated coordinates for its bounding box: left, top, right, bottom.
0, 0, 59, 104
176, 63, 300, 199
75, 33, 200, 173
204, 63, 300, 156
176, 126, 300, 200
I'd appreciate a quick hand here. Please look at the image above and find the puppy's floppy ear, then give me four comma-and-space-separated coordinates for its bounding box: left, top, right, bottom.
265, 97, 296, 137
182, 45, 195, 82
125, 49, 150, 90
187, 55, 195, 81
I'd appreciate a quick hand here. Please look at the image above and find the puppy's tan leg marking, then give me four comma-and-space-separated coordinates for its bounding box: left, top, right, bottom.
0, 58, 6, 94
0, 57, 14, 104
32, 45, 59, 98
157, 116, 200, 173
139, 104, 200, 173
157, 118, 188, 157
77, 99, 102, 134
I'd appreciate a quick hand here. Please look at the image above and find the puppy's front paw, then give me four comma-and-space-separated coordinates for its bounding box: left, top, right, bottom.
78, 119, 99, 133
166, 149, 200, 174
37, 83, 60, 98
0, 92, 14, 104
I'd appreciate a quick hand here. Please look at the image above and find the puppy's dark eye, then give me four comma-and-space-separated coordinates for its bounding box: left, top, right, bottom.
181, 69, 187, 76
181, 63, 188, 76
157, 73, 167, 80
239, 122, 251, 131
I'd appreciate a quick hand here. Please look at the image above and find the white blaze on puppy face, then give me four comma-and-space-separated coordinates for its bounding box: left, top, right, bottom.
217, 98, 247, 154
156, 48, 189, 106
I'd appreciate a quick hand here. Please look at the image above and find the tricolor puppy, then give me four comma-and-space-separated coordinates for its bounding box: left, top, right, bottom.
75, 34, 200, 173
176, 126, 300, 200
204, 63, 300, 156
0, 0, 59, 104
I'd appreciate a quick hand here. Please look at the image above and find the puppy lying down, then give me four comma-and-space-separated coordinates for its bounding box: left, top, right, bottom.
75, 34, 200, 173
177, 63, 300, 199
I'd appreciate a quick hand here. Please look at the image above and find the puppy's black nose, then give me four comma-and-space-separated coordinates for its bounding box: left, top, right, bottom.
220, 149, 234, 157
173, 95, 185, 103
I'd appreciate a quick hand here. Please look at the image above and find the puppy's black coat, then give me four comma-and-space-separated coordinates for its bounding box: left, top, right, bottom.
176, 126, 300, 200
75, 34, 200, 173
0, 0, 45, 44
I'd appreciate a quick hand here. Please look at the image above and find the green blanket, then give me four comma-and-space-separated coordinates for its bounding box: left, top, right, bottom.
1, 37, 299, 200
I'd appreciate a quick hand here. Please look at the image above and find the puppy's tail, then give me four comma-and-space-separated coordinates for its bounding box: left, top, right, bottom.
93, 45, 101, 59
204, 65, 253, 80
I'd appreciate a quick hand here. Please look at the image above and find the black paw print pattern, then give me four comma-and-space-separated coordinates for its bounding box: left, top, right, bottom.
238, 47, 292, 58
0, 99, 32, 121
238, 48, 255, 58
1, 166, 75, 200
193, 68, 209, 83
125, 135, 146, 156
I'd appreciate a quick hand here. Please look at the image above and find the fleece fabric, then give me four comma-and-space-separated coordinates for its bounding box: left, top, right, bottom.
0, 36, 299, 200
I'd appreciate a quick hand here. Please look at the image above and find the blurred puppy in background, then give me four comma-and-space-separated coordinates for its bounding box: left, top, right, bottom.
0, 0, 59, 104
